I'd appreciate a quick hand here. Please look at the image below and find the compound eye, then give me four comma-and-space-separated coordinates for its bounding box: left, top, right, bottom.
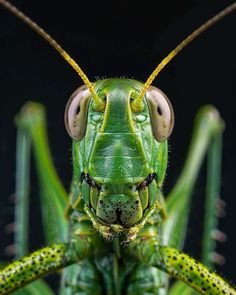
146, 86, 174, 142
64, 85, 91, 140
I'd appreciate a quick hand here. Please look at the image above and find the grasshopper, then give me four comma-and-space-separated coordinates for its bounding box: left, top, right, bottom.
0, 0, 235, 294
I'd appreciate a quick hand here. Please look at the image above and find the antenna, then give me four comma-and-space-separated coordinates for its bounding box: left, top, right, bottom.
137, 3, 236, 103
0, 0, 104, 108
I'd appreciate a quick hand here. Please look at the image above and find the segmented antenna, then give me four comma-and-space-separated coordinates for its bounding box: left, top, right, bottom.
0, 0, 103, 106
138, 3, 236, 102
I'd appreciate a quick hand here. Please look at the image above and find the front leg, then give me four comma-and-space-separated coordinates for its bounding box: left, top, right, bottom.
158, 246, 235, 295
133, 237, 236, 295
0, 235, 92, 294
0, 244, 69, 294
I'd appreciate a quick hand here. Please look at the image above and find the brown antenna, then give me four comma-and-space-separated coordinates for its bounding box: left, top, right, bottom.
136, 2, 236, 104
0, 0, 104, 108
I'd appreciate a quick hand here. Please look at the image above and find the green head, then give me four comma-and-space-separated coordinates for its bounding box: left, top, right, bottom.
65, 78, 174, 239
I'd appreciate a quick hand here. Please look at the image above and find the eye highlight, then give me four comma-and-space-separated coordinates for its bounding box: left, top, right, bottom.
145, 86, 174, 142
64, 85, 91, 140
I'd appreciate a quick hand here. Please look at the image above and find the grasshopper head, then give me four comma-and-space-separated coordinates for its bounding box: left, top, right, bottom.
65, 78, 174, 242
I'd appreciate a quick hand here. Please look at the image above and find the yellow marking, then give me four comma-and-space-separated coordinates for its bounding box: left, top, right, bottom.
72, 193, 82, 209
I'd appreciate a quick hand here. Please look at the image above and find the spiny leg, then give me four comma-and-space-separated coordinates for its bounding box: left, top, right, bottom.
201, 132, 223, 267
0, 244, 69, 295
163, 106, 224, 253
0, 235, 92, 295
133, 237, 236, 295
159, 246, 235, 295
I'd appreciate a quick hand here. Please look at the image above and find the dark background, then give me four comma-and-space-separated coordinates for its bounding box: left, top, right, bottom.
0, 0, 235, 290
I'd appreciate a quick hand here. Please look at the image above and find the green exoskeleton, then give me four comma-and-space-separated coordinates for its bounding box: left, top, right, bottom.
0, 0, 235, 294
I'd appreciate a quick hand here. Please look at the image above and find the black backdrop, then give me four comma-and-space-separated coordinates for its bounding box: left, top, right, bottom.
0, 0, 235, 290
